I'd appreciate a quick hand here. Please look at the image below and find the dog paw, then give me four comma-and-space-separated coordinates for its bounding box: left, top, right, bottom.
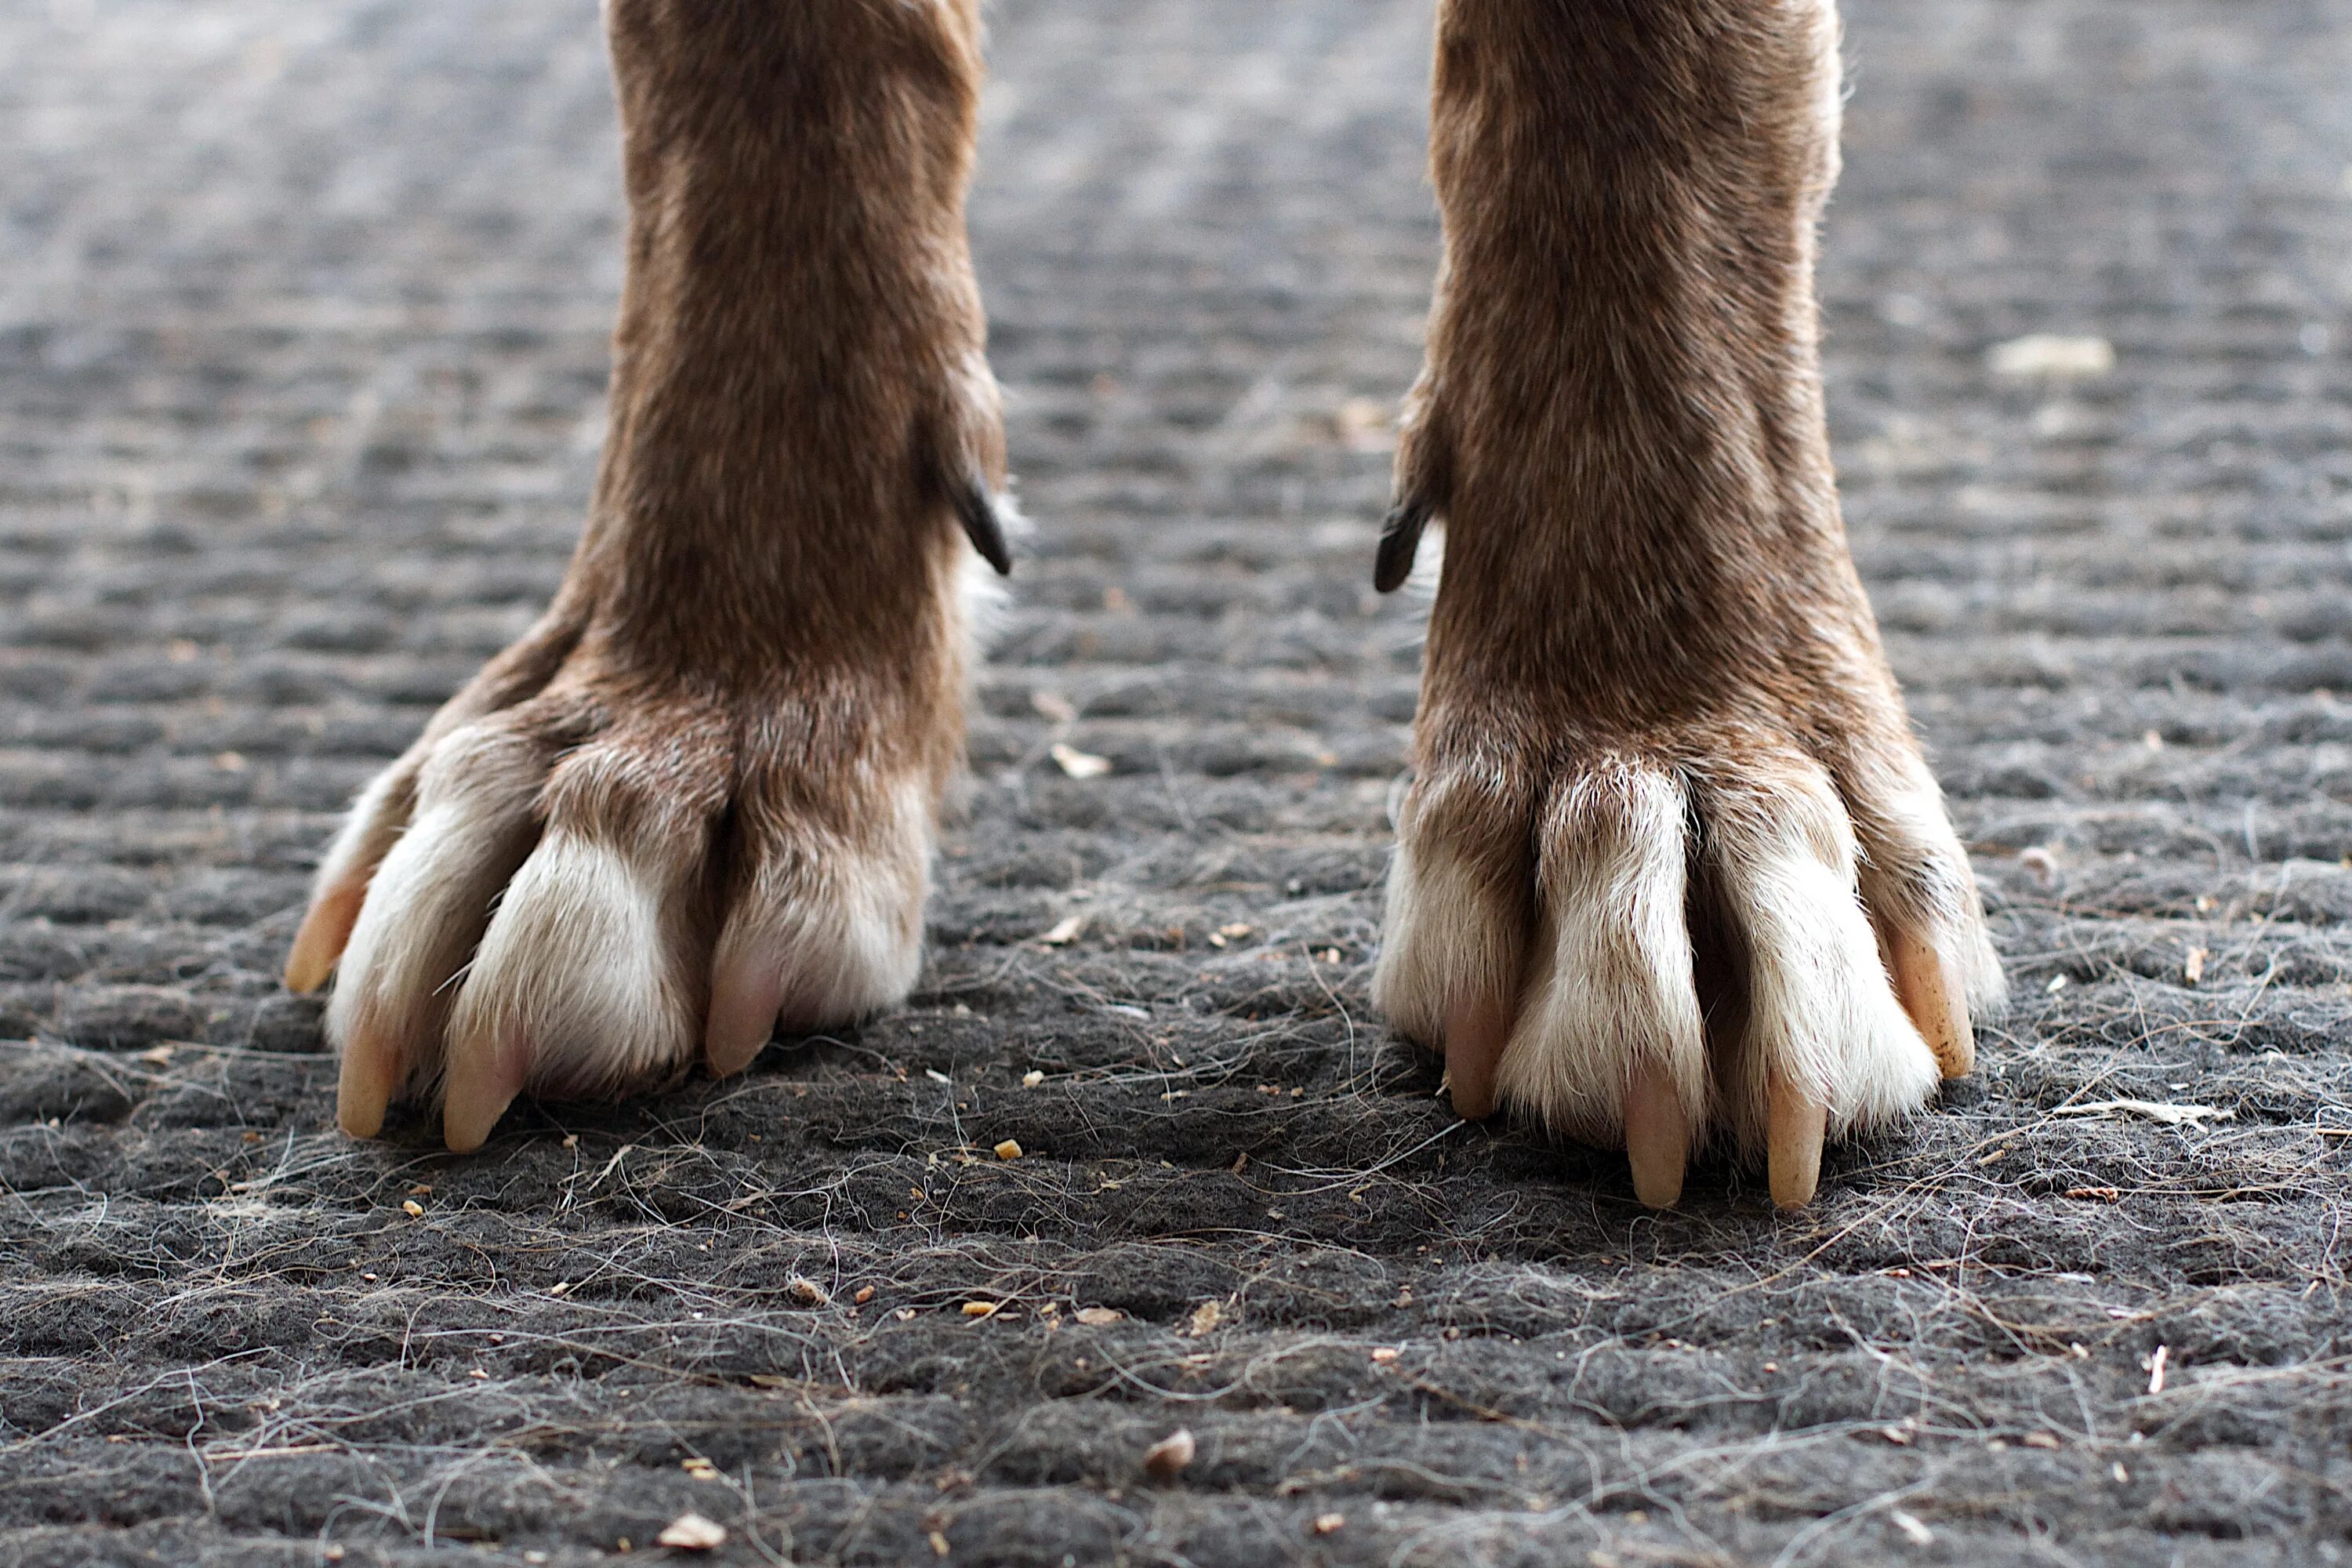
285, 584, 977, 1150
1375, 716, 2001, 1210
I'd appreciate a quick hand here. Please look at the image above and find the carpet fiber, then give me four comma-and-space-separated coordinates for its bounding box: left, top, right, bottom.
3, 2, 2350, 1563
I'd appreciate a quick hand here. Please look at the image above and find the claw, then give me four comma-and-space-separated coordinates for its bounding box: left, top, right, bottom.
285, 760, 421, 992
1440, 993, 1512, 1121
954, 476, 1014, 576
1622, 1059, 1688, 1209
335, 1019, 403, 1141
1372, 495, 1432, 593
443, 1018, 531, 1153
285, 883, 366, 994
1766, 1078, 1826, 1210
705, 946, 786, 1077
1884, 926, 1974, 1079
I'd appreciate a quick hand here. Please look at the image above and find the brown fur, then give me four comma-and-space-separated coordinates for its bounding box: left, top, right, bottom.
1371, 0, 1999, 1183
289, 0, 2000, 1197
1393, 0, 1890, 773
287, 0, 1009, 1146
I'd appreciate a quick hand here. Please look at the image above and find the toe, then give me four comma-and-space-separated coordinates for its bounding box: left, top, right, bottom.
1373, 766, 1537, 1120
324, 723, 546, 1138
444, 828, 705, 1146
292, 611, 592, 998
703, 770, 932, 1076
286, 759, 421, 993
441, 731, 725, 1146
1841, 750, 2005, 1079
1493, 762, 1708, 1185
1700, 757, 1940, 1178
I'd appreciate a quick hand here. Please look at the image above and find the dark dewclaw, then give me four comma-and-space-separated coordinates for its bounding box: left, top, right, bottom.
953, 475, 1015, 577
1372, 493, 1431, 593
4, 1, 2352, 1565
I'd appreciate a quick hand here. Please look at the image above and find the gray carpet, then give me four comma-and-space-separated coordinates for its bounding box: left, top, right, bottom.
3, 1, 2350, 1563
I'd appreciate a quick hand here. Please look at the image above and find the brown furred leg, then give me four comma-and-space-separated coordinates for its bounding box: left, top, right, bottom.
1375, 0, 2002, 1206
289, 0, 1012, 1148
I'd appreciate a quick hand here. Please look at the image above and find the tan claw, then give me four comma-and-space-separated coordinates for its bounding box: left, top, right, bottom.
1766, 1079, 1826, 1210
285, 882, 366, 994
1440, 993, 1513, 1121
704, 945, 787, 1078
442, 1018, 530, 1153
1884, 926, 1974, 1080
1623, 1059, 1689, 1210
335, 1019, 404, 1141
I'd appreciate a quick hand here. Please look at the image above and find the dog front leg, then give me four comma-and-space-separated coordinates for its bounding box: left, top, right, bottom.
1374, 0, 2003, 1207
288, 0, 1013, 1148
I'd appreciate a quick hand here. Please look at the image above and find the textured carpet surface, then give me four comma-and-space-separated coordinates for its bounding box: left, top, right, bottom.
3, 2, 2351, 1563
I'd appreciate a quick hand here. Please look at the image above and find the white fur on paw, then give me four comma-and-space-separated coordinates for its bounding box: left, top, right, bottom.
1377, 740, 1987, 1166
305, 756, 418, 915
324, 723, 545, 1080
1494, 763, 1708, 1149
449, 829, 702, 1102
1702, 763, 1940, 1147
1371, 771, 1527, 1049
711, 775, 931, 1047
1845, 753, 2008, 1019
303, 552, 976, 1149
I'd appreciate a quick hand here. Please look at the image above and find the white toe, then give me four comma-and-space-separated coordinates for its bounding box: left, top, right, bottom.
1496, 761, 1708, 1149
